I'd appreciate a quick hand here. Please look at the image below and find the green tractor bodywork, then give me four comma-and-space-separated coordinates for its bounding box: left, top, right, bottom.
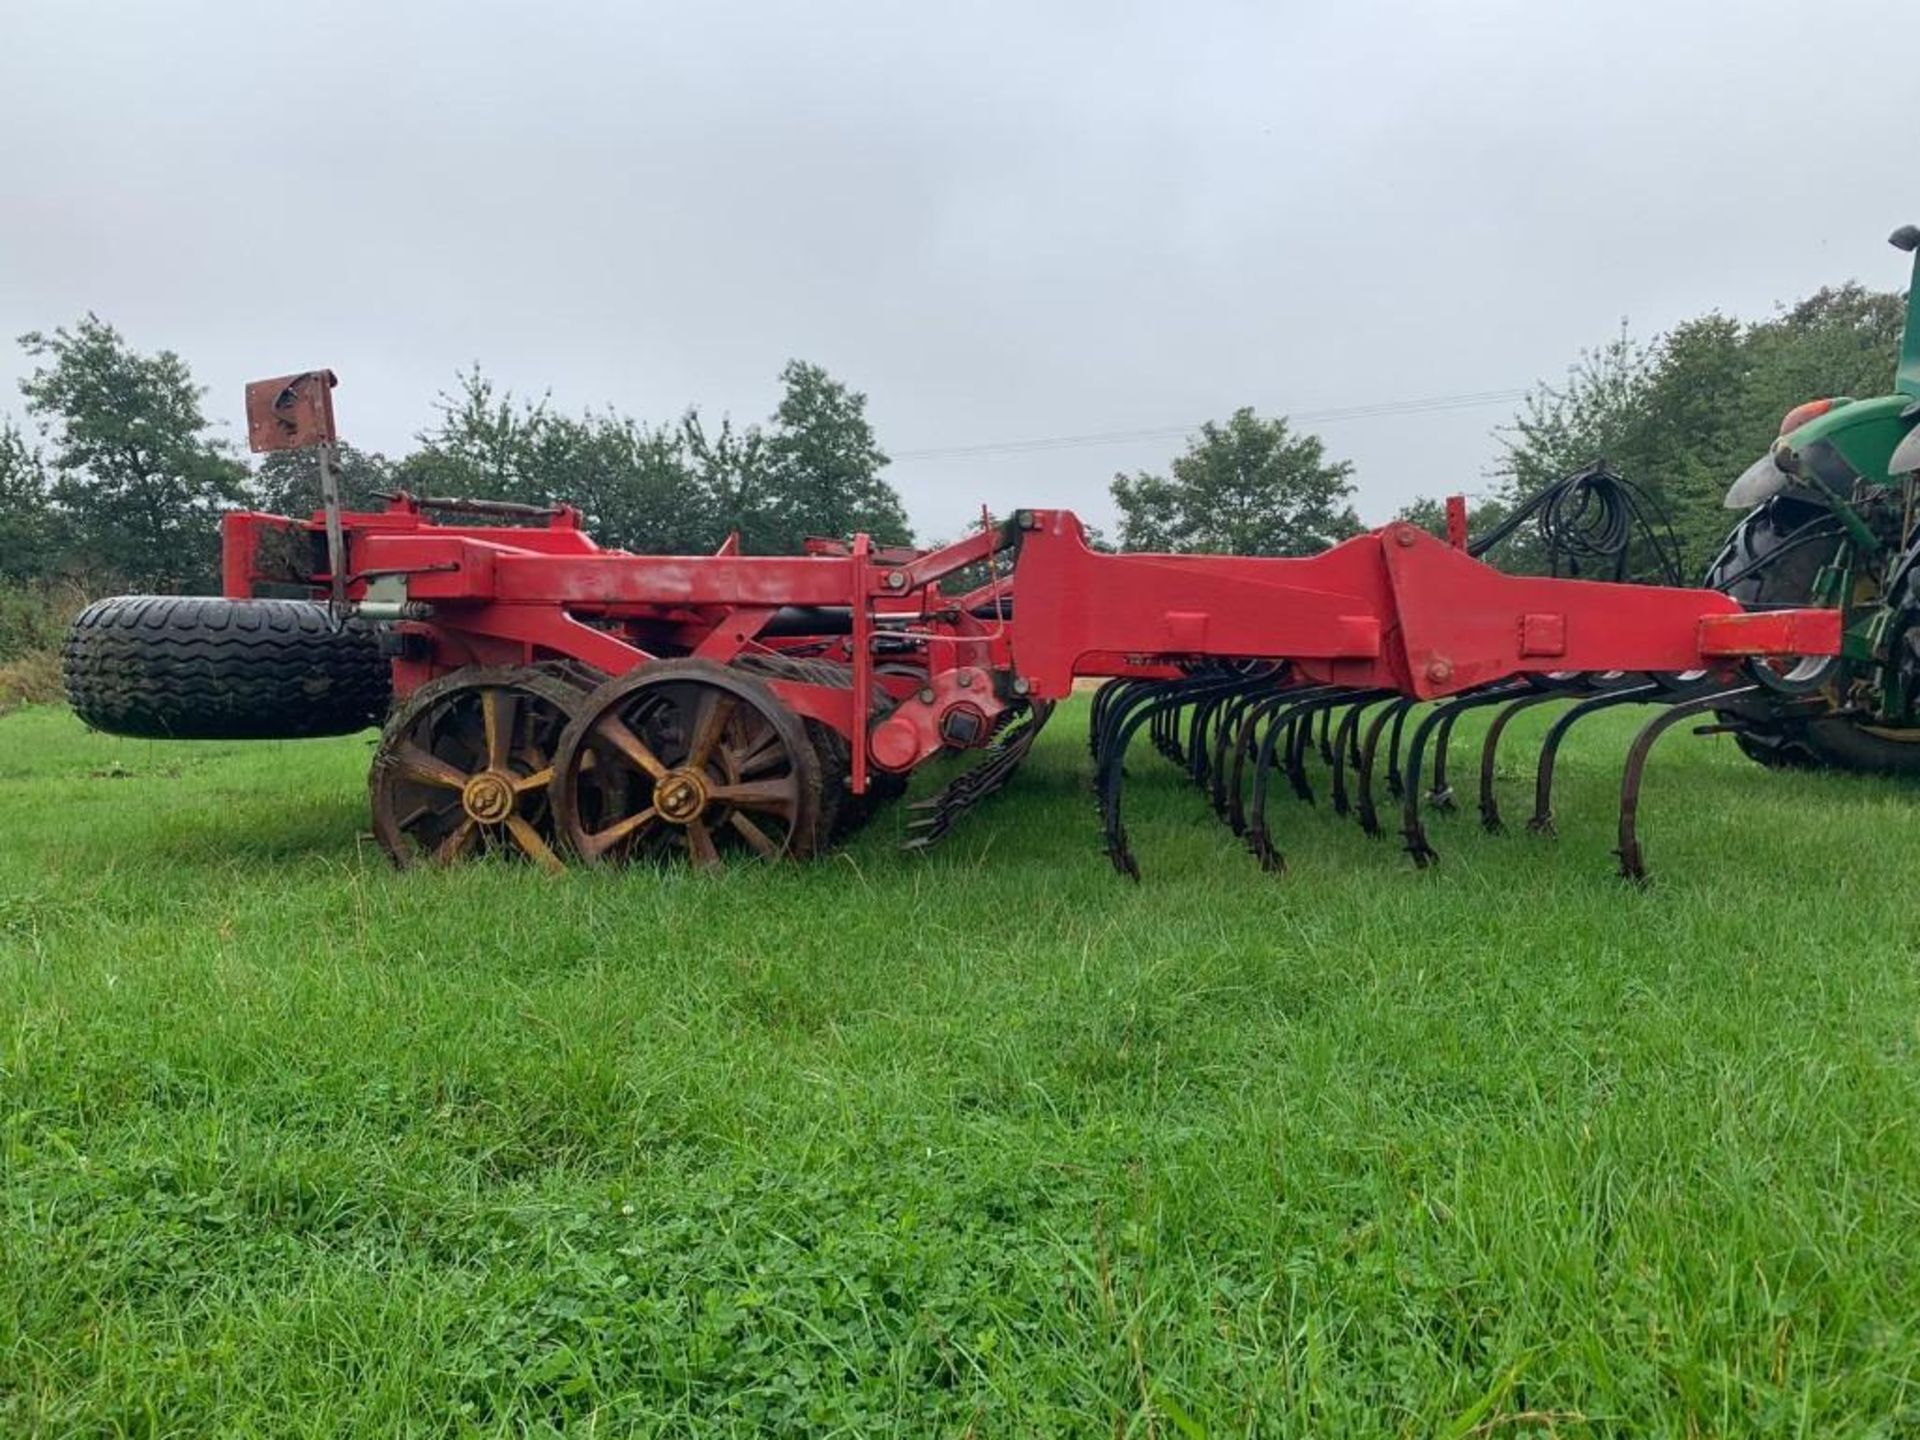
1704, 226, 1920, 771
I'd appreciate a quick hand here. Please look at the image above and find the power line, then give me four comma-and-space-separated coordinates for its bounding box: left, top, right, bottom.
889, 386, 1531, 463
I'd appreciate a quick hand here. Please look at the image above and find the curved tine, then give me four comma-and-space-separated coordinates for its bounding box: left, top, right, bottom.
1160, 690, 1190, 764
1225, 685, 1315, 835
1396, 686, 1520, 864
1148, 697, 1173, 763
1098, 677, 1243, 879
1088, 679, 1133, 764
1208, 687, 1261, 814
1182, 690, 1213, 785
1355, 699, 1417, 838
1092, 680, 1156, 773
1282, 700, 1319, 802
1246, 688, 1337, 869
1329, 692, 1391, 817
1527, 682, 1663, 837
1477, 689, 1567, 833
1398, 702, 1459, 868
1232, 686, 1328, 840
1094, 681, 1182, 878
1189, 684, 1243, 789
1091, 679, 1125, 759
1424, 683, 1528, 811
1384, 700, 1415, 800
1213, 682, 1279, 815
1316, 703, 1336, 764
1617, 686, 1758, 883
1285, 691, 1351, 803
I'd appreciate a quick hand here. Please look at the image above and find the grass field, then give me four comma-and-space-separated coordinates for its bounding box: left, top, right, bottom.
3, 696, 1918, 1437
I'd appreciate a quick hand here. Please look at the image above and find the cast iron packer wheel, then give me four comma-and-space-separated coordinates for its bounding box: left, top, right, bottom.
1703, 499, 1920, 775
62, 595, 390, 739
369, 665, 593, 871
552, 658, 823, 869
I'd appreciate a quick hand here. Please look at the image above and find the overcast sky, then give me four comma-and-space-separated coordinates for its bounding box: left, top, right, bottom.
1, 0, 1912, 543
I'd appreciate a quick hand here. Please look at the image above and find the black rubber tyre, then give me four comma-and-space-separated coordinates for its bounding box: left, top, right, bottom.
63, 596, 391, 739
1703, 499, 1920, 775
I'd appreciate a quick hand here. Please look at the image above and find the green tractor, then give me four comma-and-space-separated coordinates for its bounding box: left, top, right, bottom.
1703, 225, 1920, 772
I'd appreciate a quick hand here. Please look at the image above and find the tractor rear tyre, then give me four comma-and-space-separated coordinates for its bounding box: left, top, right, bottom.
63, 595, 390, 740
1704, 499, 1920, 775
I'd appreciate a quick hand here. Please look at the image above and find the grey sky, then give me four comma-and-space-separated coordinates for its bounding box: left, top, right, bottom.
1, 0, 1911, 544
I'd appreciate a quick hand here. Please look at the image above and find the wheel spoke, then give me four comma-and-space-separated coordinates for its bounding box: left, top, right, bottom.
433, 817, 478, 864
728, 810, 780, 858
687, 691, 738, 769
505, 814, 565, 875
686, 819, 722, 870
578, 805, 658, 860
482, 689, 517, 771
735, 727, 789, 777
708, 775, 798, 818
513, 765, 554, 793
393, 742, 470, 790
594, 715, 669, 780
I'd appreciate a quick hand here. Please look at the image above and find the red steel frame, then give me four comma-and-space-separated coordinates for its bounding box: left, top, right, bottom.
222, 497, 1841, 790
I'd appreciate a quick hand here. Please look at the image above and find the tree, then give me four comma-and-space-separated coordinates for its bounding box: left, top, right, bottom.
0, 421, 58, 583
251, 442, 395, 517
401, 366, 553, 507
681, 410, 768, 550
18, 316, 248, 590
1110, 408, 1361, 555
400, 360, 910, 556
757, 361, 909, 553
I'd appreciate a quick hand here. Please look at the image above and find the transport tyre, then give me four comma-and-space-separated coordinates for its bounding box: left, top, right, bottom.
62, 595, 390, 739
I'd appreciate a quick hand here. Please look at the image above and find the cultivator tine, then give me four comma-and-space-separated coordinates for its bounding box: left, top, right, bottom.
1328, 693, 1391, 817
1414, 683, 1528, 816
1354, 699, 1416, 838
1289, 691, 1357, 805
1208, 688, 1262, 817
1246, 687, 1338, 871
1230, 685, 1331, 841
1096, 676, 1228, 879
1224, 686, 1302, 835
1526, 682, 1661, 837
1248, 689, 1360, 869
1384, 701, 1414, 800
902, 701, 1055, 851
1615, 685, 1758, 883
1087, 679, 1132, 763
1477, 689, 1565, 833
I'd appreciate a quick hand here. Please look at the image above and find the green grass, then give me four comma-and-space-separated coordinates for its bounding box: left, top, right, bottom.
3, 698, 1918, 1436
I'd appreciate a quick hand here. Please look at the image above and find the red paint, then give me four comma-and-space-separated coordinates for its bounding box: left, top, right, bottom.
221, 498, 1843, 792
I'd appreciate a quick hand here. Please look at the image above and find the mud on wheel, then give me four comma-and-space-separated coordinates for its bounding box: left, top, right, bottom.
552, 658, 823, 869
369, 665, 593, 871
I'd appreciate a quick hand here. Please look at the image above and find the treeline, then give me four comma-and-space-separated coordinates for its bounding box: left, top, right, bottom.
0, 317, 911, 594
2, 276, 1907, 603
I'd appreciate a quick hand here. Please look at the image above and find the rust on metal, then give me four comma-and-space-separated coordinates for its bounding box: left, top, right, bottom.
245, 370, 338, 453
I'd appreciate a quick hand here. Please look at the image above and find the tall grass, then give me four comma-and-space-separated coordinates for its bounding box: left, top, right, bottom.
0, 581, 85, 712
2, 698, 1917, 1434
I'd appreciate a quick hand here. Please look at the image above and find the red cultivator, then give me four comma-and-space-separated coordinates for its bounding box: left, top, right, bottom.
66, 371, 1842, 880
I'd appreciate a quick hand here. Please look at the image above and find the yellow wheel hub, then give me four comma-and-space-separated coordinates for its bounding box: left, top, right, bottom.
654, 767, 711, 825
460, 770, 518, 825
